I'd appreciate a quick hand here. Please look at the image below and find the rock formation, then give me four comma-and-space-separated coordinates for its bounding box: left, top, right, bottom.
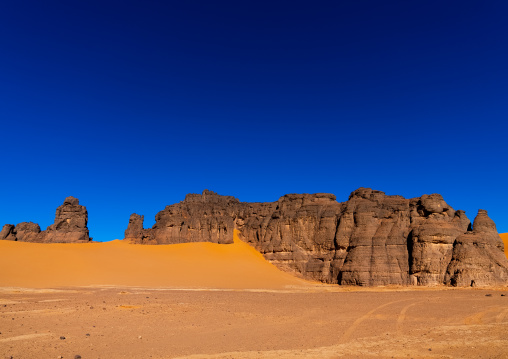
0, 196, 91, 243
407, 194, 471, 286
0, 224, 17, 241
444, 210, 508, 286
124, 214, 152, 243
42, 196, 90, 242
125, 190, 238, 245
14, 222, 42, 242
125, 188, 508, 287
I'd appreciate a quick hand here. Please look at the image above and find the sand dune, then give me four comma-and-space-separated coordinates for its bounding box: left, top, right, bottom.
501, 233, 508, 257
0, 230, 308, 289
2, 231, 506, 290
1, 233, 507, 358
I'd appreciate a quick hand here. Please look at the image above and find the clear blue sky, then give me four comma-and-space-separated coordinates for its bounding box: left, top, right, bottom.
1, 1, 507, 241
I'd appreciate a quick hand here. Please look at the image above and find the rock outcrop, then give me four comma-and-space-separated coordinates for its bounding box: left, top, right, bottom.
14, 222, 42, 242
0, 224, 17, 241
0, 196, 91, 243
125, 190, 237, 244
124, 214, 152, 243
407, 194, 471, 286
125, 188, 508, 287
444, 210, 508, 286
42, 196, 90, 242
239, 193, 342, 283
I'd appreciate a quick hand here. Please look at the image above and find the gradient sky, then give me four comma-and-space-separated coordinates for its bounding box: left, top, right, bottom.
1, 1, 507, 241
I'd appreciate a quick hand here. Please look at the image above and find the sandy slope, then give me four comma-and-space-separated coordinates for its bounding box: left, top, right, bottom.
0, 230, 307, 289
1, 232, 507, 358
1, 231, 507, 290
501, 233, 508, 257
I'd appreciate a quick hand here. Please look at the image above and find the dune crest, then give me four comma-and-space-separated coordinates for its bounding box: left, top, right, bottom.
0, 230, 308, 289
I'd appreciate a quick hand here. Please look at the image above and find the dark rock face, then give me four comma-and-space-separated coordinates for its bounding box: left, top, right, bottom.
125, 214, 149, 242
14, 222, 42, 242
126, 188, 508, 287
127, 190, 237, 244
0, 196, 90, 243
42, 196, 90, 242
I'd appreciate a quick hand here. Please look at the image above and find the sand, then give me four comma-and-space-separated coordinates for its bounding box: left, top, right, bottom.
2, 232, 506, 290
501, 233, 508, 257
0, 230, 307, 289
1, 286, 507, 358
0, 231, 507, 358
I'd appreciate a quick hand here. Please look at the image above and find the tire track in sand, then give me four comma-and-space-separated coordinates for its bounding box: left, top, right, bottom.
464, 306, 505, 325
396, 301, 422, 335
495, 307, 508, 323
0, 333, 51, 342
339, 299, 410, 343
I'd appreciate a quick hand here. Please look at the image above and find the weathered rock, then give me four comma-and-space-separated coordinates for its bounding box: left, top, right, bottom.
0, 196, 91, 243
125, 213, 144, 239
14, 222, 42, 242
0, 224, 16, 241
472, 209, 499, 234
334, 189, 412, 286
444, 210, 508, 287
407, 195, 471, 286
129, 190, 237, 244
126, 188, 508, 287
239, 193, 342, 283
42, 196, 90, 243
124, 214, 154, 243
240, 189, 471, 286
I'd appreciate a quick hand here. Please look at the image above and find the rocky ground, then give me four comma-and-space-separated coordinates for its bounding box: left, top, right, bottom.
1, 286, 507, 359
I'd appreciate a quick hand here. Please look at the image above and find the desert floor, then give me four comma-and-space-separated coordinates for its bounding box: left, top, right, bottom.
1, 286, 508, 359
0, 232, 507, 358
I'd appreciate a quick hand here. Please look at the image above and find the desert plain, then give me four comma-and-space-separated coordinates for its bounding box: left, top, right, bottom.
1, 232, 508, 359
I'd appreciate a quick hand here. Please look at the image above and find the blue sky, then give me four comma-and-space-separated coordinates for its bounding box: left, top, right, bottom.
1, 1, 507, 241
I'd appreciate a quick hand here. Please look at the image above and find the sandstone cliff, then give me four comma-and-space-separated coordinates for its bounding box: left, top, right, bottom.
444, 210, 508, 286
0, 196, 91, 243
124, 190, 238, 244
125, 189, 508, 287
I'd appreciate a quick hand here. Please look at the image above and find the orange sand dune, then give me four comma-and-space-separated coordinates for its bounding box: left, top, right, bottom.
0, 230, 308, 289
501, 233, 508, 257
